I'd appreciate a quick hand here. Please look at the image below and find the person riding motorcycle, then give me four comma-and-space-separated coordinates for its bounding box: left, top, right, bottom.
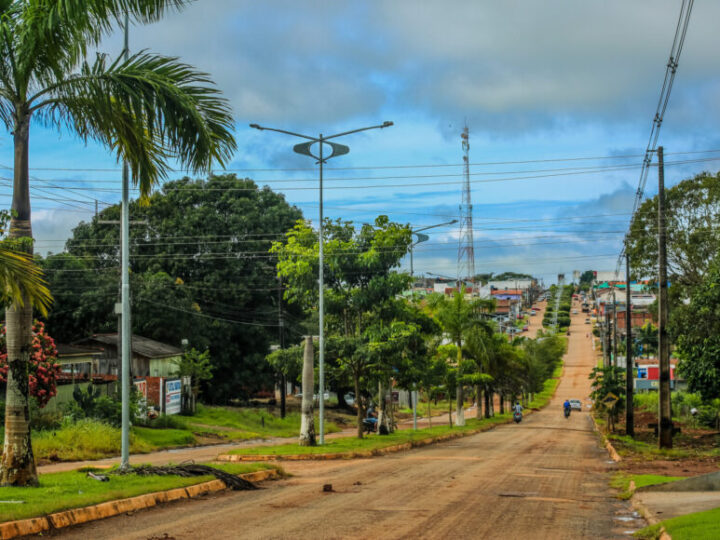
513, 401, 523, 415
563, 399, 571, 417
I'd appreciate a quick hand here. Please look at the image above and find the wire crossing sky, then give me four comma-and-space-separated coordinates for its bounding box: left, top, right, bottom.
2, 1, 719, 283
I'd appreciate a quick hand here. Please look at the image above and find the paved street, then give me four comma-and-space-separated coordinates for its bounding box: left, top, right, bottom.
55, 311, 646, 539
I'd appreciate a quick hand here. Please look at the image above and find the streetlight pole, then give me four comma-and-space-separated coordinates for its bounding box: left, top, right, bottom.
250, 121, 393, 444
408, 219, 457, 430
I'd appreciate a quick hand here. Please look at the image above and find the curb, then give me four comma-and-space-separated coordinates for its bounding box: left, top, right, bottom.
589, 414, 622, 462
0, 468, 279, 540
630, 489, 672, 540
218, 418, 515, 462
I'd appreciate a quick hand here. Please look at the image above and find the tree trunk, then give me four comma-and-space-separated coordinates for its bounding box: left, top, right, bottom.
499, 393, 505, 415
447, 393, 453, 427
377, 380, 390, 434
426, 391, 432, 427
298, 337, 315, 446
354, 370, 363, 439
455, 385, 465, 426
484, 390, 491, 418
1, 113, 38, 486
475, 385, 482, 419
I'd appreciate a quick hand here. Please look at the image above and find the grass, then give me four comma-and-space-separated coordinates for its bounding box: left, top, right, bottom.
527, 362, 564, 410
227, 414, 512, 457
634, 507, 720, 539
610, 472, 683, 499
608, 434, 720, 460
0, 462, 278, 523
31, 420, 154, 462
133, 426, 196, 447
183, 405, 341, 440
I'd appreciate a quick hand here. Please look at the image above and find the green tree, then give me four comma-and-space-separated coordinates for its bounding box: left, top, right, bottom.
271, 216, 414, 438
625, 172, 720, 293
589, 365, 625, 432
45, 176, 303, 403
673, 262, 720, 401
426, 289, 494, 426
173, 348, 214, 414
636, 322, 658, 359
0, 1, 236, 486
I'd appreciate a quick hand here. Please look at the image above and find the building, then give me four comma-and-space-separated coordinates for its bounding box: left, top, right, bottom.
75, 333, 182, 378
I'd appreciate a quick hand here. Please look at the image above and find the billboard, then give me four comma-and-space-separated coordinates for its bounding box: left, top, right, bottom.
164, 378, 182, 415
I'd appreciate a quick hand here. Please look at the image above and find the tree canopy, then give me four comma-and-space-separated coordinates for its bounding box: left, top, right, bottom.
625, 172, 720, 293
42, 174, 304, 402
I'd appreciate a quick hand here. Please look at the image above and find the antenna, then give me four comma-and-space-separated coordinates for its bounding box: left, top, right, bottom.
457, 124, 476, 290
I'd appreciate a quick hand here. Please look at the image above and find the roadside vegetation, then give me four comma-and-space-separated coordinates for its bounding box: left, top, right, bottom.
0, 462, 279, 523
610, 472, 683, 500
634, 507, 720, 540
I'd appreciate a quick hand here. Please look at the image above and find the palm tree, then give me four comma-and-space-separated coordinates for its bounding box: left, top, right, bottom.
0, 245, 51, 315
0, 1, 235, 486
427, 288, 494, 426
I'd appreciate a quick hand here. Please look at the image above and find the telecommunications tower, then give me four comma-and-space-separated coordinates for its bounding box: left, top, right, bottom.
457, 125, 476, 289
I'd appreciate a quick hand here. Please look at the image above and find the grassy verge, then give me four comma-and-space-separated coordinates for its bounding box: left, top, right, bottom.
609, 472, 683, 499
634, 507, 720, 539
226, 414, 512, 457
608, 434, 720, 460
527, 362, 564, 410
0, 462, 279, 523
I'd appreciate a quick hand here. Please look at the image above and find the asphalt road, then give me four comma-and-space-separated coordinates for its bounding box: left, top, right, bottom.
52, 308, 647, 539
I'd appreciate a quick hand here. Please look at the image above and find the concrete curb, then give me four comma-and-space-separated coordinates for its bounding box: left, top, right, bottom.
218, 418, 515, 462
630, 489, 672, 540
0, 468, 279, 540
589, 414, 622, 462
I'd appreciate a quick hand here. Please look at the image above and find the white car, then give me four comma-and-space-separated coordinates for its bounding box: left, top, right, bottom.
569, 399, 582, 411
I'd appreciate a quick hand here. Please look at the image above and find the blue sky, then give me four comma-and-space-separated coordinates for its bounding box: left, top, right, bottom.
3, 0, 720, 284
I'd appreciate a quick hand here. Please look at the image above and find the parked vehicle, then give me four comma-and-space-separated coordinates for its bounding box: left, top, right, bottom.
585, 318, 591, 324
569, 399, 582, 411
362, 418, 377, 434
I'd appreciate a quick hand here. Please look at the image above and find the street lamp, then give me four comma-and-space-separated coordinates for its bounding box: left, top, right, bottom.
410, 219, 458, 277
408, 219, 456, 430
250, 121, 393, 444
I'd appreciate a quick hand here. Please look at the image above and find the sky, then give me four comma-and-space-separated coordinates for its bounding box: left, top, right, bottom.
3, 0, 720, 285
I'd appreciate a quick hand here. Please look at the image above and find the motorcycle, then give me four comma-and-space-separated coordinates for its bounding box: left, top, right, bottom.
513, 410, 522, 423
564, 407, 571, 418
362, 418, 377, 434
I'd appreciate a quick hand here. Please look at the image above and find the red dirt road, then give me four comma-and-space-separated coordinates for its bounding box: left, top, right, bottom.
52, 310, 645, 539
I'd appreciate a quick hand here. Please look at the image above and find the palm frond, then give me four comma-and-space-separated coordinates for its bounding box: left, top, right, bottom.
32, 51, 236, 197
0, 244, 52, 315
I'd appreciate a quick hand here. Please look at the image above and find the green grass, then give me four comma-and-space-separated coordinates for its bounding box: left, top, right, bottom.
527, 362, 564, 410
610, 472, 683, 499
0, 462, 279, 522
608, 434, 720, 460
227, 414, 512, 457
183, 405, 341, 439
133, 426, 196, 447
31, 420, 154, 462
634, 507, 720, 539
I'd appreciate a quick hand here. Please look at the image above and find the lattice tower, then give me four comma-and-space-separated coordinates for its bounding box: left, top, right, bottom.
457, 125, 476, 288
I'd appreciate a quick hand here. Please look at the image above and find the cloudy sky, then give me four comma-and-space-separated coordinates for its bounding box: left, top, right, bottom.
3, 0, 720, 284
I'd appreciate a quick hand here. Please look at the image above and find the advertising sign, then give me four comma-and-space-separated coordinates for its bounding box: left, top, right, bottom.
164, 378, 182, 415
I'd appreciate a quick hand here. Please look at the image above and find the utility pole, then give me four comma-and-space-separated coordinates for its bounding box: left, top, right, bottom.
625, 251, 634, 437
119, 12, 131, 471
278, 276, 286, 419
612, 288, 618, 368
657, 146, 672, 449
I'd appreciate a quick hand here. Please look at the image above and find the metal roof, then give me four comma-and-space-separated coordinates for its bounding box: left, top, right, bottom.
79, 334, 182, 359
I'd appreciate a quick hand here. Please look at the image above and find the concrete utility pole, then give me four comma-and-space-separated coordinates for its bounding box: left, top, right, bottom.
278, 276, 286, 419
657, 146, 672, 449
612, 289, 618, 367
120, 12, 131, 471
625, 251, 634, 437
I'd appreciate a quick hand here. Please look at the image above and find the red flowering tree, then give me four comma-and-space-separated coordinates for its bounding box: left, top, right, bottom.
0, 321, 60, 408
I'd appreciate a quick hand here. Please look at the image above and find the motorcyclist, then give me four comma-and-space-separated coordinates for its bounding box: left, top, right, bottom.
513, 401, 523, 414
365, 405, 378, 428
563, 399, 571, 416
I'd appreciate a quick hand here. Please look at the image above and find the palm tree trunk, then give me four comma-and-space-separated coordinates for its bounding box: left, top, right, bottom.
1, 114, 38, 486
484, 390, 491, 418
475, 385, 482, 419
299, 337, 315, 446
455, 345, 465, 426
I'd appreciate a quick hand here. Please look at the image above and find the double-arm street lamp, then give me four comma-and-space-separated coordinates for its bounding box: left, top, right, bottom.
410, 219, 458, 277
250, 121, 393, 444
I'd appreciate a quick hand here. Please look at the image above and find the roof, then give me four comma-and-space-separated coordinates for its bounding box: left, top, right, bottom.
79, 334, 182, 359
57, 343, 103, 358
491, 289, 522, 296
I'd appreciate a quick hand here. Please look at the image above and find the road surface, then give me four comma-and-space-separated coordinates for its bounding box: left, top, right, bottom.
54, 310, 645, 539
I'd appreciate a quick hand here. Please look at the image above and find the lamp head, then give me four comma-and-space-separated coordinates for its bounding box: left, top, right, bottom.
382, 121, 394, 128
249, 123, 262, 130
